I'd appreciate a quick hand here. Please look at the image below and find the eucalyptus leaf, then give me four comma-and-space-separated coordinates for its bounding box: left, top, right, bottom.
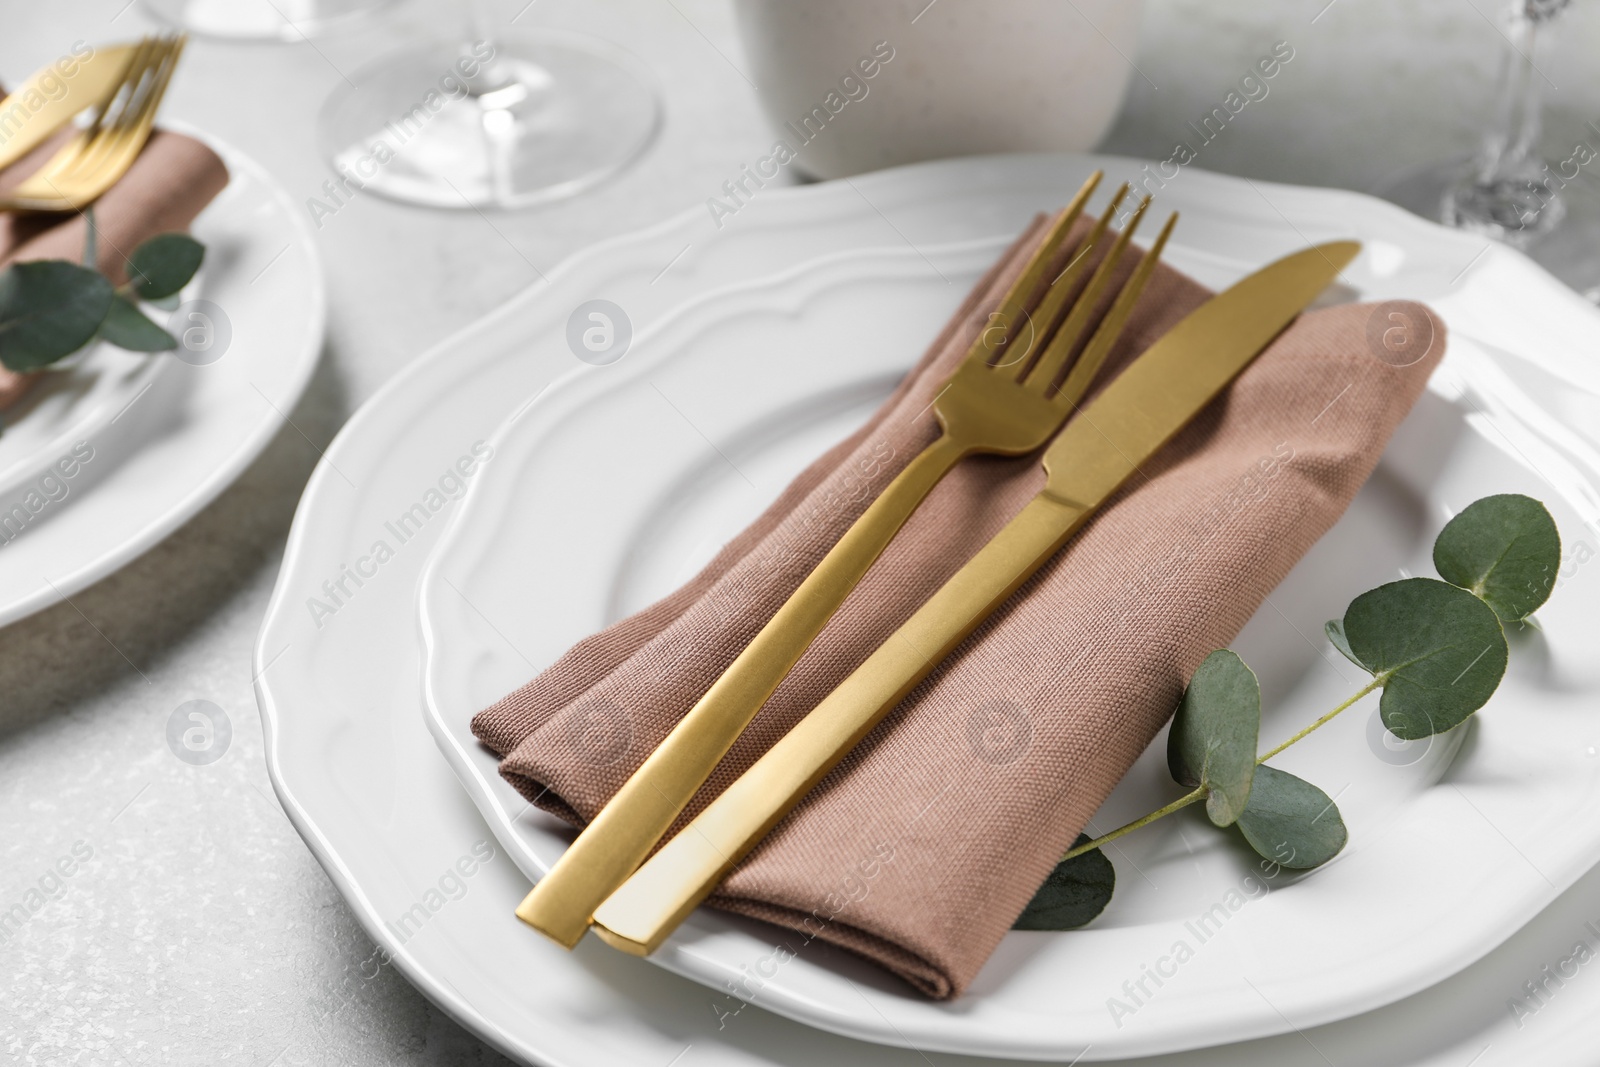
1342, 578, 1507, 740
1235, 764, 1347, 869
127, 233, 204, 300
98, 296, 177, 352
1325, 618, 1361, 668
1013, 836, 1115, 930
1167, 649, 1260, 827
1433, 494, 1561, 621
0, 261, 115, 371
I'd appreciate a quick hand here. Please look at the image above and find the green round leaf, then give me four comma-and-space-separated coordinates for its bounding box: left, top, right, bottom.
0, 261, 114, 371
1343, 578, 1508, 740
98, 296, 178, 352
1236, 764, 1347, 869
1014, 836, 1115, 930
1166, 649, 1260, 827
1433, 494, 1561, 621
127, 233, 205, 300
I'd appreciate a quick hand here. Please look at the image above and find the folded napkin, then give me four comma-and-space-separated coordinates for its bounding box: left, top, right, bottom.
0, 97, 230, 410
474, 216, 1446, 998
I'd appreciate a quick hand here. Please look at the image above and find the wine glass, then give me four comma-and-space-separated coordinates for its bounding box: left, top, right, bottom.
314, 3, 660, 210
1375, 0, 1598, 298
140, 0, 400, 42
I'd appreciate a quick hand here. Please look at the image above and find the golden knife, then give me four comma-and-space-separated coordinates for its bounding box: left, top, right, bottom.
0, 43, 136, 173
589, 240, 1362, 955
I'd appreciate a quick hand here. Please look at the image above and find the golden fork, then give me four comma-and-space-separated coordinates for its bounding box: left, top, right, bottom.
0, 43, 140, 173
520, 172, 1177, 947
0, 35, 186, 213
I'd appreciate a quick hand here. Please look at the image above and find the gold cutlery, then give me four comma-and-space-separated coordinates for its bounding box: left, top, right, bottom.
519, 173, 1177, 947
0, 42, 138, 173
590, 240, 1362, 955
1, 35, 186, 213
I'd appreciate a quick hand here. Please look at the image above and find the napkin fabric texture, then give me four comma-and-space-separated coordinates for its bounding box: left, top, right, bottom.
473, 215, 1446, 998
0, 100, 229, 409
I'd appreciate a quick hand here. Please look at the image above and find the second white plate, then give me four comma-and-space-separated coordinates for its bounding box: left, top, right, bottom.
0, 122, 323, 627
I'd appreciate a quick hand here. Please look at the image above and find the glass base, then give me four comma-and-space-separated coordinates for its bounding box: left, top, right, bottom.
1442, 173, 1566, 245
317, 32, 660, 210
1375, 158, 1600, 302
140, 0, 398, 42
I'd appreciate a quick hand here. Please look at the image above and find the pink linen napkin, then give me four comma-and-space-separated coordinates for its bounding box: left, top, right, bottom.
473, 215, 1445, 998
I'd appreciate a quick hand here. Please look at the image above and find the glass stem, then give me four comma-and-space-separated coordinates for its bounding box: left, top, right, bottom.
463, 0, 512, 93
1475, 2, 1546, 185
466, 0, 496, 47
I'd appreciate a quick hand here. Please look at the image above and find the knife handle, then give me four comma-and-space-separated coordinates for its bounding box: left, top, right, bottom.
517, 431, 970, 946
590, 491, 1087, 955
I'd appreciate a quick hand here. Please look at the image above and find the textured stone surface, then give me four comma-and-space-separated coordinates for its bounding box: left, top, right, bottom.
2, 0, 1598, 1062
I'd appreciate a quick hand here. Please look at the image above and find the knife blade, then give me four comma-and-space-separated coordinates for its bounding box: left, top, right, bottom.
0, 44, 136, 173
587, 240, 1361, 955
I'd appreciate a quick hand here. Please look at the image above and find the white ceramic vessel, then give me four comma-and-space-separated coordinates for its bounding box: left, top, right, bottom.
258, 152, 1600, 1066
0, 124, 324, 627
732, 0, 1144, 179
416, 160, 1600, 1059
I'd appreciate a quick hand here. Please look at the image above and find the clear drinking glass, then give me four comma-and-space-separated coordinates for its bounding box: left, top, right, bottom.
1439, 0, 1570, 243
315, 4, 660, 210
1377, 0, 1598, 298
140, 0, 400, 42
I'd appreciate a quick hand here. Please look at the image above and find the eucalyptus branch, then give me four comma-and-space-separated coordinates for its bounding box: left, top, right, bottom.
1017, 494, 1562, 932
1062, 676, 1382, 862
0, 232, 205, 375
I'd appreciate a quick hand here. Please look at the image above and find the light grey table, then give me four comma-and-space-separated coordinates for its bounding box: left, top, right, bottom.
3, 2, 1598, 1063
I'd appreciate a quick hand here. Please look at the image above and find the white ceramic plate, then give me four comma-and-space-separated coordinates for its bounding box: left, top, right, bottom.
258, 152, 1600, 1067
0, 123, 323, 627
415, 158, 1600, 1060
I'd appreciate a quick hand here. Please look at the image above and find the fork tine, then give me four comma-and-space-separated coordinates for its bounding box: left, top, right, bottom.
1020, 193, 1151, 391
118, 37, 183, 151
1003, 181, 1132, 378
66, 40, 159, 158
42, 39, 160, 189
6, 45, 150, 208
1, 36, 183, 212
47, 36, 181, 211
77, 38, 155, 150
59, 37, 175, 184
972, 170, 1102, 369
1052, 210, 1177, 407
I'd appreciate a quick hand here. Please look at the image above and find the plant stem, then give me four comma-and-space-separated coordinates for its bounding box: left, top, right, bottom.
1061, 788, 1205, 861
1060, 675, 1384, 862
1256, 676, 1383, 762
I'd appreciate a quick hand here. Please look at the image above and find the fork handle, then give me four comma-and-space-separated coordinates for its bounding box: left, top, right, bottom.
589, 492, 1086, 954
518, 430, 970, 946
